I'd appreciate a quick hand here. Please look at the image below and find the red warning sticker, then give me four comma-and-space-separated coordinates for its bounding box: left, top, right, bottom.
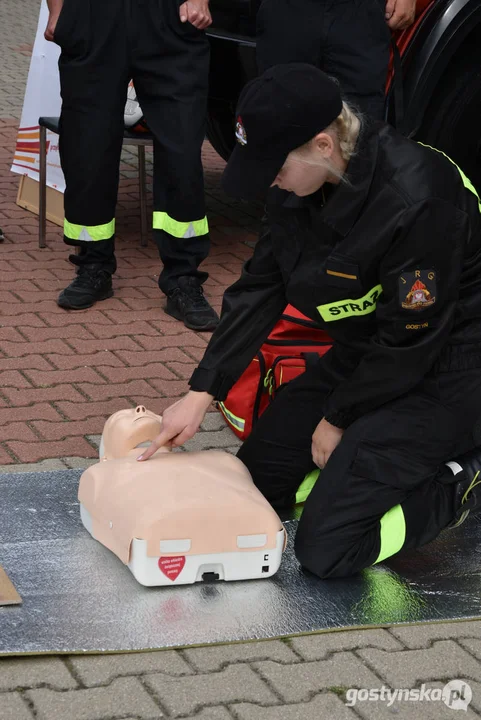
158, 556, 186, 581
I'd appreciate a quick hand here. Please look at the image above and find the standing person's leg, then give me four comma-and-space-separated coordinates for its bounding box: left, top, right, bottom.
323, 0, 391, 120
131, 0, 218, 331
55, 0, 130, 310
256, 0, 324, 75
295, 371, 481, 579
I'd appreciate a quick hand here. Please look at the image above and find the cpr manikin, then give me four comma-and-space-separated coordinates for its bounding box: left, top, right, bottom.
79, 406, 286, 586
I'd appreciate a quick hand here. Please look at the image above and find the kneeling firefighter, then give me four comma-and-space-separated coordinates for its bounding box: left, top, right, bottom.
139, 63, 481, 579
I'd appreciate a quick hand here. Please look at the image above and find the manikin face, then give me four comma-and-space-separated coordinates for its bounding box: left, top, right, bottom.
270, 131, 341, 196
100, 406, 165, 460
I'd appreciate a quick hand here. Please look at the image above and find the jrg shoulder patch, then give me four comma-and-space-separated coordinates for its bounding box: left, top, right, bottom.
399, 270, 436, 311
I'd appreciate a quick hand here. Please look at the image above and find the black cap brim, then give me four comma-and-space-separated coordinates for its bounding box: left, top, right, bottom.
222, 143, 286, 201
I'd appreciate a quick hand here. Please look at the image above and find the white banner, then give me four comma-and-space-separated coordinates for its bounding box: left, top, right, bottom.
11, 0, 64, 192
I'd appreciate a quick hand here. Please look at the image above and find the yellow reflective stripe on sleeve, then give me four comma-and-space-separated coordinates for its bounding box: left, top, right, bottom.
64, 219, 115, 242
295, 468, 320, 505
417, 142, 481, 213
374, 504, 406, 564
317, 284, 383, 322
153, 211, 209, 238
218, 402, 245, 432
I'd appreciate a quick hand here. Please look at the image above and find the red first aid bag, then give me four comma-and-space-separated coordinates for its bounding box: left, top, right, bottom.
218, 305, 333, 440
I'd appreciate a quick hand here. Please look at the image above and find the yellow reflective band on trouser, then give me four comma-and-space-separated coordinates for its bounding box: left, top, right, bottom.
374, 504, 406, 564
295, 468, 320, 505
317, 284, 383, 322
417, 142, 481, 214
64, 219, 115, 242
218, 402, 245, 432
153, 211, 209, 238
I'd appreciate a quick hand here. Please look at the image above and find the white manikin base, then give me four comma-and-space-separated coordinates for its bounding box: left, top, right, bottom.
80, 504, 285, 587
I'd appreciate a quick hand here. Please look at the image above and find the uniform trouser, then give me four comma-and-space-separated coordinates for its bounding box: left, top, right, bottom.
237, 360, 481, 578
256, 0, 391, 120
55, 0, 210, 292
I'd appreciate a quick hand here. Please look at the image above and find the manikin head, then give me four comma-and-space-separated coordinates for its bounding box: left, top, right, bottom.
99, 405, 170, 460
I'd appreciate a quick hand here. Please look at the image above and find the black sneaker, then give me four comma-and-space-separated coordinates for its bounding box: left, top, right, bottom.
445, 448, 481, 528
57, 264, 113, 310
165, 276, 219, 331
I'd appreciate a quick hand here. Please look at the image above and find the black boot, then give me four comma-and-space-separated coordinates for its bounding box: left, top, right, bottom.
165, 276, 219, 331
444, 448, 481, 529
57, 263, 113, 310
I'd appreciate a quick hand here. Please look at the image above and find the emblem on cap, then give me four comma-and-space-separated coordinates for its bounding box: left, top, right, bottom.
235, 116, 247, 146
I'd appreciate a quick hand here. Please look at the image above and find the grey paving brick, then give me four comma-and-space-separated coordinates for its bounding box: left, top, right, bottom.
144, 664, 277, 717
351, 681, 480, 719
183, 428, 241, 452
86, 435, 101, 451
190, 709, 234, 720
253, 654, 381, 704
0, 0, 38, 119
290, 629, 403, 661
0, 657, 77, 691
61, 457, 98, 470
26, 677, 162, 720
0, 458, 68, 474
389, 621, 481, 648
358, 640, 481, 687
183, 640, 299, 672
0, 692, 34, 720
68, 650, 193, 686
460, 637, 481, 662
461, 680, 481, 713
232, 693, 357, 719
200, 412, 231, 432
224, 445, 242, 455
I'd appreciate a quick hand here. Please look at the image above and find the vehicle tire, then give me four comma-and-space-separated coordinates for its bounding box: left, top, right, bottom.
206, 102, 236, 162
417, 26, 481, 193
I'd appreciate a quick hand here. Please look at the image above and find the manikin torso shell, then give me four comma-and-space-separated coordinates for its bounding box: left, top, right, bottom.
78, 407, 284, 565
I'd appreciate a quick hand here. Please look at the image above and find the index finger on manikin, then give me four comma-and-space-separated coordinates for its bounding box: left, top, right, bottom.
137, 431, 173, 461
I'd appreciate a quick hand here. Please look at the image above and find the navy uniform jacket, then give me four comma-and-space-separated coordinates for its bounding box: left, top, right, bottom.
189, 122, 481, 428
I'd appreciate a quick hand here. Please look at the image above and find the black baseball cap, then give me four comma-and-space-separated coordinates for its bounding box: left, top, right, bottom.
222, 63, 343, 200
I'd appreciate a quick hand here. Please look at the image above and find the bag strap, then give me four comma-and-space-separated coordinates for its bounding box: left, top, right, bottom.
389, 37, 405, 134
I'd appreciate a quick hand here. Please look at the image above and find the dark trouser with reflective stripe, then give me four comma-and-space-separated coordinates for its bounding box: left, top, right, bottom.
56, 0, 210, 292
256, 0, 391, 120
237, 360, 481, 578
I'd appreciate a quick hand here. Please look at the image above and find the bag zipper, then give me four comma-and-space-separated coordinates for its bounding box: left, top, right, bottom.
280, 314, 323, 330
252, 350, 267, 427
265, 355, 308, 396
264, 338, 331, 347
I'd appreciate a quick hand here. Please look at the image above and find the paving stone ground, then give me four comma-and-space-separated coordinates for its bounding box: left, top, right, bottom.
1, 2, 481, 719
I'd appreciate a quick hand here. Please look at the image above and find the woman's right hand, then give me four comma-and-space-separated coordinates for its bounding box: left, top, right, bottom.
44, 13, 59, 41
45, 0, 64, 41
137, 391, 214, 461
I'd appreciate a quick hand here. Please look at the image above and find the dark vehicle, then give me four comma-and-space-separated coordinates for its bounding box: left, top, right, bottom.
206, 0, 481, 191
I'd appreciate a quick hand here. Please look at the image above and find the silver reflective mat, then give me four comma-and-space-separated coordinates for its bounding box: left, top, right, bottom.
1, 470, 481, 656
